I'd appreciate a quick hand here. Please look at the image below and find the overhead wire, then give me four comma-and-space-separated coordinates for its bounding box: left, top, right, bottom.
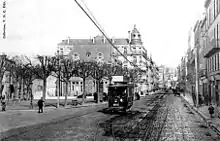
74, 0, 142, 72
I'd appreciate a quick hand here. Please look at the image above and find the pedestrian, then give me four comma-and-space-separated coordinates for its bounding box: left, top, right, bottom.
38, 97, 44, 113
1, 95, 6, 111
208, 104, 214, 118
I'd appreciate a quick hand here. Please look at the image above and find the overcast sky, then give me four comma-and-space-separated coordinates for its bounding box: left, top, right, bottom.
0, 0, 205, 68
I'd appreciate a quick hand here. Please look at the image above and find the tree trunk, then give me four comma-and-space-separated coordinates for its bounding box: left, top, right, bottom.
64, 81, 68, 107
22, 78, 25, 101
0, 73, 4, 98
82, 77, 86, 104
18, 77, 22, 103
43, 78, 47, 100
0, 77, 3, 97
97, 80, 100, 104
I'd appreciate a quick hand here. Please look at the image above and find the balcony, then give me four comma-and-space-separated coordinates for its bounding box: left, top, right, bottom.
204, 38, 220, 58
199, 69, 207, 78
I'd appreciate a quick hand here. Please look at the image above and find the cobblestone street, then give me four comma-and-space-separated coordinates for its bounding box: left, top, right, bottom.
160, 95, 220, 141
1, 93, 220, 141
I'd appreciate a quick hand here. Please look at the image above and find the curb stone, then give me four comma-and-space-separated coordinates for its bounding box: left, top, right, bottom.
180, 95, 220, 136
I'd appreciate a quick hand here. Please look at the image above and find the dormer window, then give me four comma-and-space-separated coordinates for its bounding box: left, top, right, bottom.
73, 52, 80, 61
86, 52, 91, 57
138, 34, 141, 37
97, 52, 104, 59
133, 34, 136, 37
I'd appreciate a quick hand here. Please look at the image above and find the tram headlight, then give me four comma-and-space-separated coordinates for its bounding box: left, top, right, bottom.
120, 98, 123, 102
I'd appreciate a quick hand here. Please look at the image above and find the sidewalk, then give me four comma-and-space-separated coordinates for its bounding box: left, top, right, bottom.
181, 93, 220, 135
0, 101, 107, 135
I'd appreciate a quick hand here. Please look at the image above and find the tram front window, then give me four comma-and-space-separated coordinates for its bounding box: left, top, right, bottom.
110, 87, 126, 96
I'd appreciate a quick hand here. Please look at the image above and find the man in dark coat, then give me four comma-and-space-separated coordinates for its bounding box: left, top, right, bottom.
38, 97, 44, 113
1, 95, 6, 111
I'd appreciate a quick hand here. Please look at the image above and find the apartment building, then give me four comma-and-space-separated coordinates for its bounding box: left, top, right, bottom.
204, 0, 220, 105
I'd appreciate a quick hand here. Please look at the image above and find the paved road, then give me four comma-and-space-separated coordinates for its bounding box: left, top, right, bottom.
1, 93, 220, 141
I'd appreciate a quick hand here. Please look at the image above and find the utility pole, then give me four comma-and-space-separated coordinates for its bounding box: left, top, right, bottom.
195, 46, 199, 107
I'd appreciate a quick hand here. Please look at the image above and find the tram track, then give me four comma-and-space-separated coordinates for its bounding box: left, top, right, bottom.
100, 93, 167, 140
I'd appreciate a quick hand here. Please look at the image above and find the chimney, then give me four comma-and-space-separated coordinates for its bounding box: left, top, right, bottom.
92, 37, 95, 44
103, 36, 106, 44
128, 31, 131, 43
111, 37, 115, 44
67, 36, 70, 44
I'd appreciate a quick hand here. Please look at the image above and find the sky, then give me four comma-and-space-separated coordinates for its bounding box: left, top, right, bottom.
0, 0, 205, 68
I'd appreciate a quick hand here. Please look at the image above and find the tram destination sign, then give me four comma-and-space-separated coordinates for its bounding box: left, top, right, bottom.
112, 76, 128, 82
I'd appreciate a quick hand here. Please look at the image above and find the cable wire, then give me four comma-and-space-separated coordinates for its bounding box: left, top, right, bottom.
74, 0, 142, 71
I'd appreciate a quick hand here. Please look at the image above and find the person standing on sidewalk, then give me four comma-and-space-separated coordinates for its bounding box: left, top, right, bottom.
1, 95, 6, 111
208, 104, 214, 118
38, 97, 44, 113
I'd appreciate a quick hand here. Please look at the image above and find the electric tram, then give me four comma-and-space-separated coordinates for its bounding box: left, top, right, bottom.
108, 76, 135, 112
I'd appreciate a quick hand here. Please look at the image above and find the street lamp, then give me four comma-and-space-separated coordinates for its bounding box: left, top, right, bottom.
56, 50, 60, 108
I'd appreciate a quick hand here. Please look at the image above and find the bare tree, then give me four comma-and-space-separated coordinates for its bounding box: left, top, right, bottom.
105, 63, 126, 84
0, 54, 8, 97
0, 54, 16, 99
52, 58, 76, 107
32, 55, 54, 100
90, 62, 110, 103
74, 60, 96, 104
23, 57, 37, 101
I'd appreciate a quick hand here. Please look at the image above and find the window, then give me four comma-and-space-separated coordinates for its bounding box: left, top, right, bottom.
73, 52, 79, 60
214, 54, 216, 71
86, 52, 91, 57
207, 58, 210, 72
218, 53, 220, 70
72, 84, 74, 91
209, 8, 213, 25
214, 0, 217, 18
217, 0, 220, 14
212, 56, 214, 72
133, 34, 136, 37
216, 53, 218, 70
97, 52, 104, 59
133, 56, 137, 64
124, 47, 127, 54
206, 59, 208, 73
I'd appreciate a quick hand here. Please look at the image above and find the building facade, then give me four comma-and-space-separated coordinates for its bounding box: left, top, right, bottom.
57, 25, 154, 96
204, 0, 220, 105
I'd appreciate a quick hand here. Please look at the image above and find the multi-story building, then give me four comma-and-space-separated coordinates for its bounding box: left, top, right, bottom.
198, 16, 209, 104
56, 25, 153, 96
158, 65, 165, 88
203, 0, 220, 105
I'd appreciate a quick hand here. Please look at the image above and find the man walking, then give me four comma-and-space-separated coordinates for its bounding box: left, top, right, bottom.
38, 97, 44, 113
1, 95, 6, 111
